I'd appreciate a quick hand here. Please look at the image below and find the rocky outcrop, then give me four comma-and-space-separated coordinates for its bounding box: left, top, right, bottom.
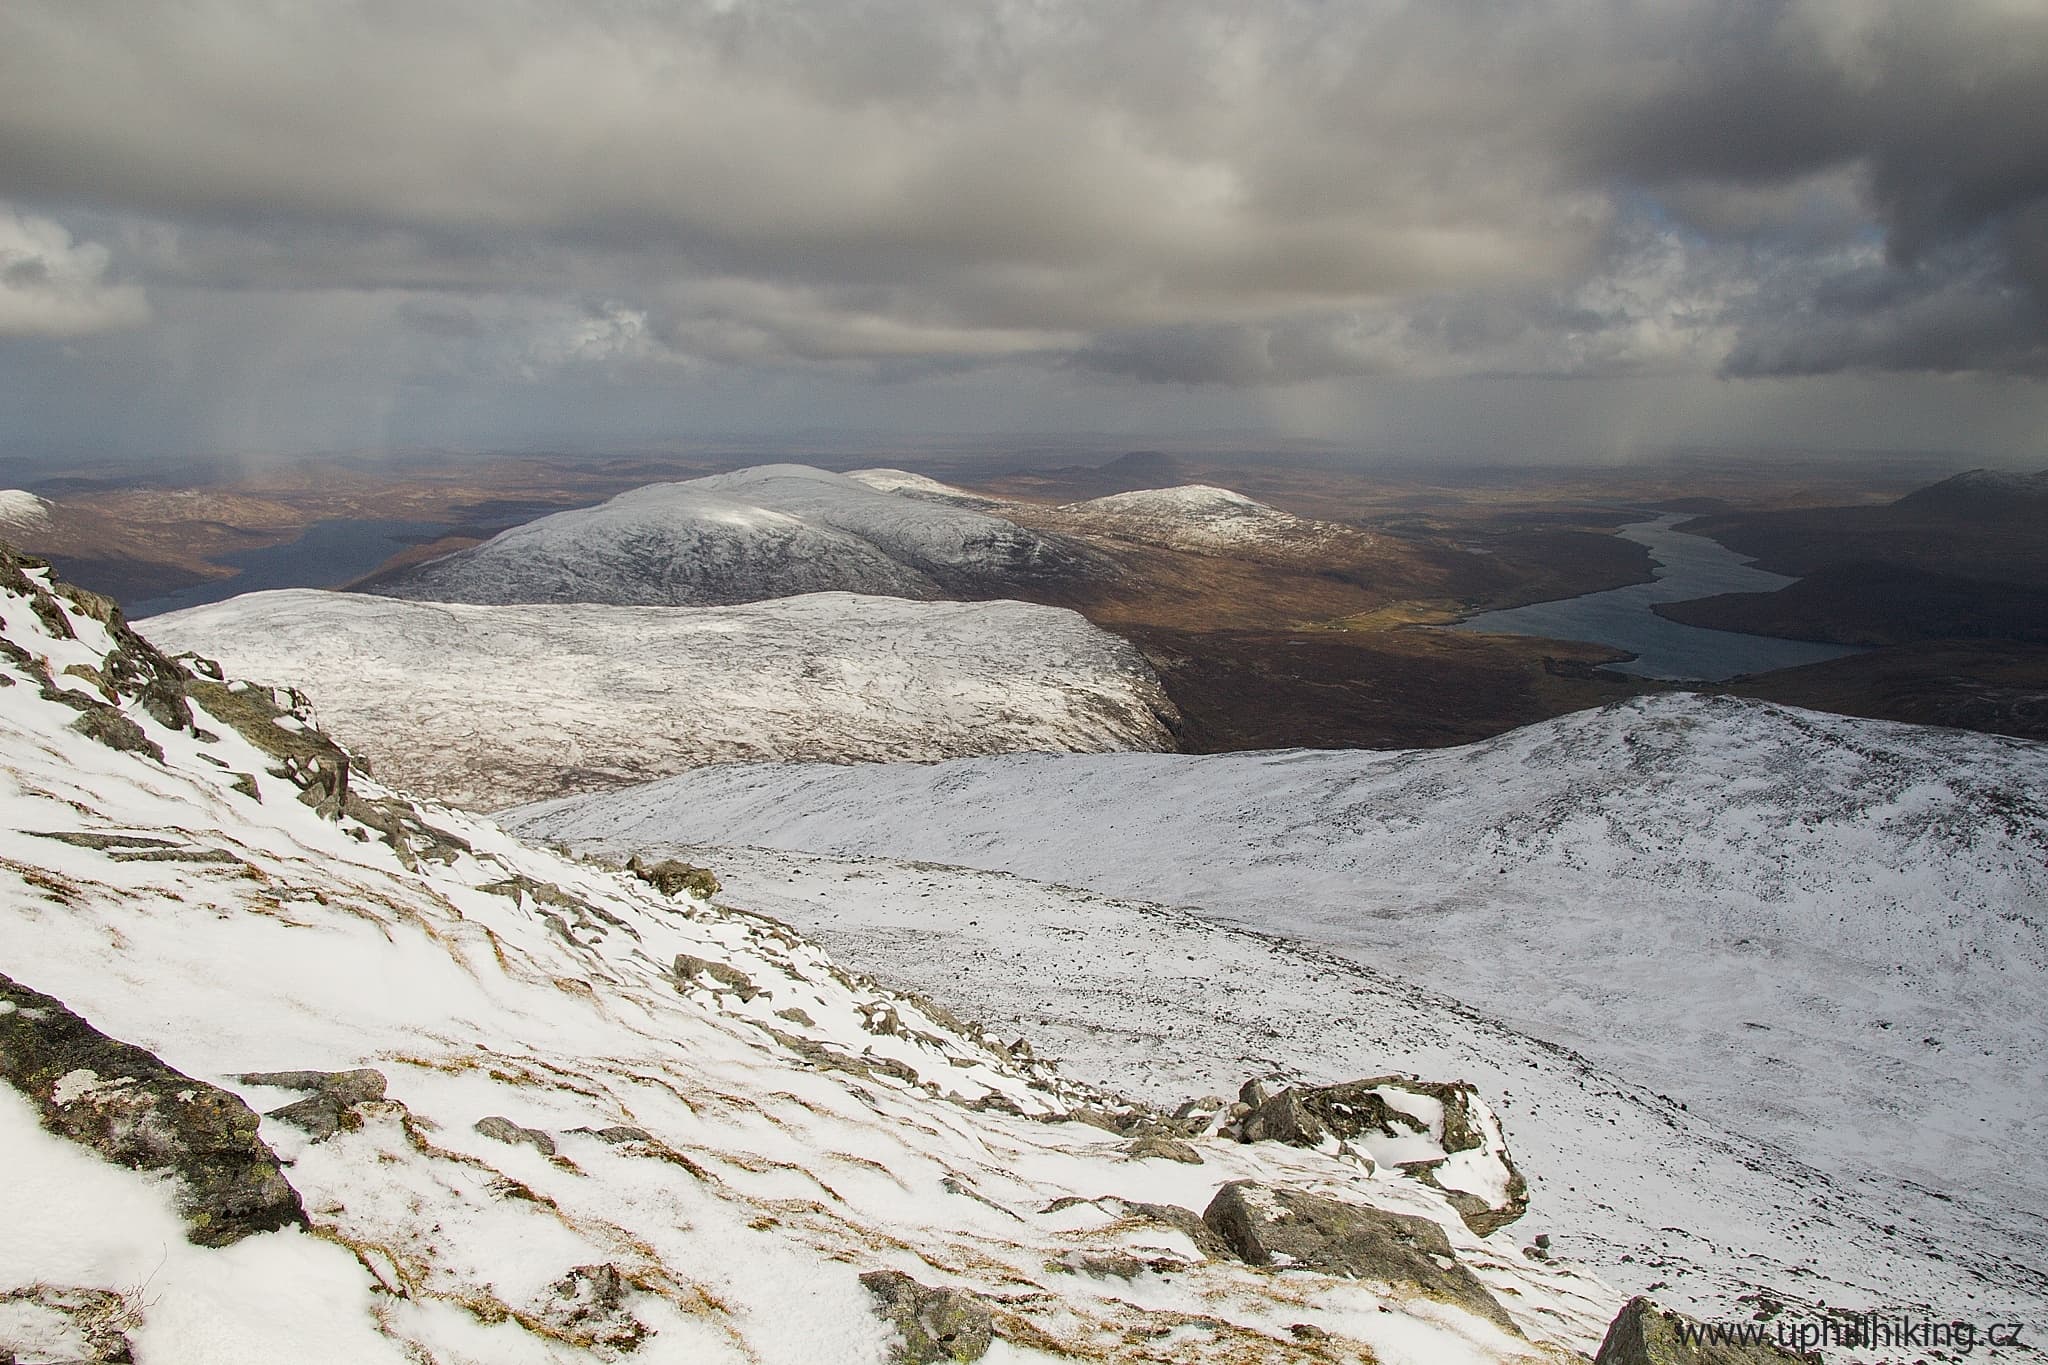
1229, 1075, 1528, 1235
1201, 1181, 1515, 1333
0, 972, 305, 1247
629, 855, 720, 899
1593, 1297, 1819, 1363
474, 1115, 558, 1155
859, 1270, 994, 1363
241, 1068, 389, 1141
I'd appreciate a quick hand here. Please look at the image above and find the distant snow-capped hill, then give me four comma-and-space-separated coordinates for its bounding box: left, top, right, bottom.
511, 693, 2048, 1326
1046, 483, 1369, 557
144, 587, 1178, 808
1893, 466, 2048, 521
372, 463, 1104, 607
842, 467, 1006, 508
0, 543, 1618, 1363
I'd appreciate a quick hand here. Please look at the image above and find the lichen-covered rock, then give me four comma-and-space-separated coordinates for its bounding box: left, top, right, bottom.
68, 704, 163, 761
0, 972, 305, 1247
1593, 1296, 1819, 1363
629, 856, 720, 899
1201, 1181, 1514, 1333
1123, 1134, 1203, 1164
474, 1114, 557, 1155
859, 1270, 993, 1363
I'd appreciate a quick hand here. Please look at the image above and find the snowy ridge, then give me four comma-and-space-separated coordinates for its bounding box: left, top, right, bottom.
1048, 484, 1367, 556
0, 547, 1616, 1363
145, 588, 1178, 808
373, 464, 1105, 607
511, 695, 2048, 1328
0, 490, 51, 532
843, 468, 1005, 508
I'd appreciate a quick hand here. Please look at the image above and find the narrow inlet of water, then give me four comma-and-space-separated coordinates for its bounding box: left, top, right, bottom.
1450, 513, 1866, 681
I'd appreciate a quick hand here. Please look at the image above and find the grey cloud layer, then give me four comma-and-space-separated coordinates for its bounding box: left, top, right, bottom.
0, 0, 2043, 388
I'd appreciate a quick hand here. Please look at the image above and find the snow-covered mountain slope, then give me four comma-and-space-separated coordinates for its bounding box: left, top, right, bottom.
373, 464, 1105, 607
843, 468, 1006, 508
597, 843, 2045, 1331
1043, 485, 1368, 557
510, 695, 2048, 1326
0, 490, 51, 533
142, 588, 1179, 808
0, 547, 1616, 1363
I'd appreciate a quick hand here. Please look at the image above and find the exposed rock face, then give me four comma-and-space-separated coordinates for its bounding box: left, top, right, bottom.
859, 1270, 994, 1364
0, 972, 305, 1247
1201, 1181, 1515, 1333
1593, 1296, 1819, 1363
1231, 1075, 1528, 1235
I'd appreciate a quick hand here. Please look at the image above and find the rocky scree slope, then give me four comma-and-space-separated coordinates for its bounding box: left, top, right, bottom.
0, 544, 1642, 1363
370, 464, 1109, 608
145, 587, 1179, 809
512, 692, 2048, 1334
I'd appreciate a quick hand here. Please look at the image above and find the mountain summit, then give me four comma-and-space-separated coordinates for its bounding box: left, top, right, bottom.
371, 464, 1106, 607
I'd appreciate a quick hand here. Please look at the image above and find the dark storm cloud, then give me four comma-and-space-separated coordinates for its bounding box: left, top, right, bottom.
0, 0, 2042, 460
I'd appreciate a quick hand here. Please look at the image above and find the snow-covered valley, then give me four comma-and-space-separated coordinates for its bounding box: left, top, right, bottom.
510, 696, 2048, 1333
144, 588, 1178, 807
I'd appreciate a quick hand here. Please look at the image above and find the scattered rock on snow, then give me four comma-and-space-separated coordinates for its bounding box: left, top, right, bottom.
0, 972, 305, 1247
242, 1067, 389, 1141
1201, 1181, 1515, 1333
1123, 1134, 1203, 1164
629, 855, 721, 900
858, 1270, 994, 1363
1229, 1075, 1528, 1235
473, 1115, 558, 1155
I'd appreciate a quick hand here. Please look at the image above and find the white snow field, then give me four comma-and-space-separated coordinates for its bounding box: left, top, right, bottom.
145, 588, 1178, 808
509, 696, 2048, 1330
372, 463, 1105, 607
0, 552, 1613, 1362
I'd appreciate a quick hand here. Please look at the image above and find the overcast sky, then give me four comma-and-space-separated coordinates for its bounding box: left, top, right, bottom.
3, 0, 2045, 466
